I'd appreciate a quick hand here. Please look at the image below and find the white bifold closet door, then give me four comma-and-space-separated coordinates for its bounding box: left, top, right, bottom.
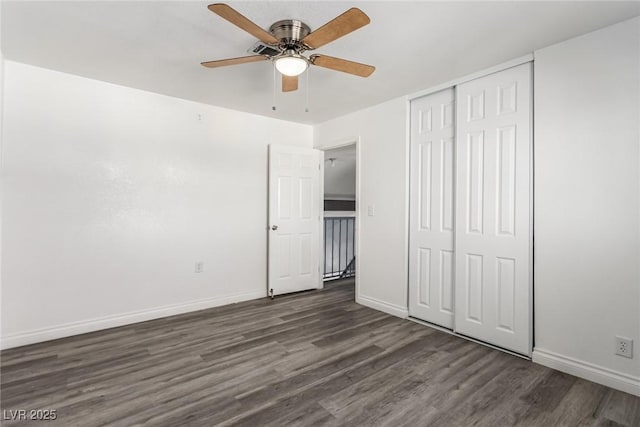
408, 88, 455, 328
454, 63, 532, 355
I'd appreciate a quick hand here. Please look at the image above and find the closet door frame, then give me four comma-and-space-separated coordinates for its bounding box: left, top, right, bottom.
406, 54, 534, 358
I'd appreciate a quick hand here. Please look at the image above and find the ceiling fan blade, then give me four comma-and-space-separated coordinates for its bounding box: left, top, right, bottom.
201, 55, 268, 68
302, 8, 370, 49
208, 3, 278, 45
310, 55, 375, 77
282, 75, 299, 92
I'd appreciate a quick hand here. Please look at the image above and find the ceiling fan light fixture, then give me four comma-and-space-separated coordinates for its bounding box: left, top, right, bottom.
275, 55, 308, 77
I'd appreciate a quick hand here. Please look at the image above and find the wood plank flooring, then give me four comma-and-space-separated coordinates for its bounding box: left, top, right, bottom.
2, 280, 639, 426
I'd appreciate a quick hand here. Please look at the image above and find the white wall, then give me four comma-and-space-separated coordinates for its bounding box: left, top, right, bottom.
324, 160, 356, 200
1, 61, 312, 348
323, 144, 357, 200
532, 17, 640, 394
314, 98, 409, 317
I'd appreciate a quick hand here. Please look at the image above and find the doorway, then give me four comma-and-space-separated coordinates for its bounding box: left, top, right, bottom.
321, 143, 357, 286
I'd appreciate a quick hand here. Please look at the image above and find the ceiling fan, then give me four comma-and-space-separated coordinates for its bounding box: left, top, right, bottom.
201, 4, 375, 93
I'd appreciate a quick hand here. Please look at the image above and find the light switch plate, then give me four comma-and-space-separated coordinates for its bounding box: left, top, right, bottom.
367, 205, 375, 216
195, 261, 204, 273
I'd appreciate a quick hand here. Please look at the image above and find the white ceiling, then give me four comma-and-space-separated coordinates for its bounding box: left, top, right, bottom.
3, 1, 639, 124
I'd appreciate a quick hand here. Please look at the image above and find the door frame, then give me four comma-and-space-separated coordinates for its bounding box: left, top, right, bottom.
318, 138, 360, 296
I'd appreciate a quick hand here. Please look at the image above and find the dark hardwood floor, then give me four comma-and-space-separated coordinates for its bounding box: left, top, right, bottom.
1, 280, 639, 426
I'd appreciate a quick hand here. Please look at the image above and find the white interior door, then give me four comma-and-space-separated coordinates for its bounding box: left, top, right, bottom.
409, 88, 456, 328
268, 145, 322, 297
454, 63, 532, 355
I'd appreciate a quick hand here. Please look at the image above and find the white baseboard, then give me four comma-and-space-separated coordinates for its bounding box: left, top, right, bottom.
356, 293, 408, 319
1, 290, 267, 350
533, 348, 640, 397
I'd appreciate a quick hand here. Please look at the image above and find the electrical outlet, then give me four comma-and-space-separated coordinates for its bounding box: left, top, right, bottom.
195, 262, 204, 273
615, 336, 633, 358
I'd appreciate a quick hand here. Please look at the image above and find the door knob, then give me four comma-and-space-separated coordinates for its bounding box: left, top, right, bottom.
271, 225, 278, 231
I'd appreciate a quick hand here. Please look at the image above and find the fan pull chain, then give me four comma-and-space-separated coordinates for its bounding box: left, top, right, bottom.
305, 67, 310, 113
272, 62, 277, 111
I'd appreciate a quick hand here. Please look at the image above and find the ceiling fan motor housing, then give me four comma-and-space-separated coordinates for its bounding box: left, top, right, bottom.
269, 19, 311, 51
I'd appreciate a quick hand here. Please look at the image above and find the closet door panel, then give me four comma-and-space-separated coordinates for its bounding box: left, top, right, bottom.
409, 88, 455, 328
454, 63, 532, 355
